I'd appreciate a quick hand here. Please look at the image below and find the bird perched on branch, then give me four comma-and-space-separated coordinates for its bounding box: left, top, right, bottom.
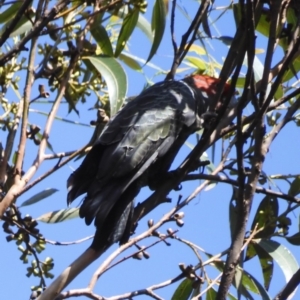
39, 74, 234, 300
67, 74, 233, 252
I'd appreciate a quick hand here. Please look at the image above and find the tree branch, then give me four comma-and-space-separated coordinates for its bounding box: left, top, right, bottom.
166, 0, 212, 80
184, 174, 300, 204
274, 268, 300, 300
0, 52, 80, 217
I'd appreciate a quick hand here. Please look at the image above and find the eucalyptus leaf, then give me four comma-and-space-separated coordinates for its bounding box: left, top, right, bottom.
288, 176, 300, 196
238, 267, 272, 300
171, 278, 193, 300
254, 238, 299, 289
85, 55, 127, 116
147, 0, 167, 63
0, 2, 22, 24
250, 196, 278, 239
115, 8, 139, 57
206, 287, 217, 300
37, 208, 79, 223
20, 188, 59, 207
253, 243, 273, 290
91, 23, 113, 56
185, 56, 207, 71
114, 7, 153, 42
119, 53, 142, 71
286, 232, 300, 246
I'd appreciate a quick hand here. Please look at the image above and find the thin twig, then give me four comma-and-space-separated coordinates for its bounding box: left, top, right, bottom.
184, 174, 300, 204
0, 52, 80, 217
170, 0, 178, 62
101, 231, 178, 276
166, 0, 211, 80
14, 15, 39, 177
274, 268, 300, 300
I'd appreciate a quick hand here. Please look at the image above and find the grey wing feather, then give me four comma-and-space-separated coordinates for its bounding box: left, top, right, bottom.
67, 80, 198, 250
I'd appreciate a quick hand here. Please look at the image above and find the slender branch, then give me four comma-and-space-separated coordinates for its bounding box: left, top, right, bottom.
220, 84, 300, 139
170, 0, 178, 58
217, 1, 261, 297
274, 268, 300, 300
43, 150, 78, 160
19, 144, 88, 196
184, 174, 300, 204
101, 231, 178, 276
166, 0, 211, 80
38, 1, 121, 38
0, 52, 80, 217
91, 157, 227, 291
14, 17, 39, 177
264, 98, 300, 150
263, 26, 300, 111
2, 213, 94, 246
197, 273, 223, 299
258, 0, 281, 107
0, 129, 16, 186
80, 223, 263, 300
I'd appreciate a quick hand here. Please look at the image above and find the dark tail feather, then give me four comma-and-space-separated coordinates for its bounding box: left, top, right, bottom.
67, 144, 103, 205
91, 200, 135, 251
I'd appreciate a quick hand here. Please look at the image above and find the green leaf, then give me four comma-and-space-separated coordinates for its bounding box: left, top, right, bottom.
115, 8, 139, 57
0, 5, 34, 37
114, 7, 153, 42
236, 267, 258, 295
212, 257, 271, 299
119, 53, 142, 71
85, 55, 127, 116
245, 243, 257, 261
185, 56, 207, 71
35, 132, 55, 153
171, 278, 193, 300
188, 44, 207, 55
288, 176, 300, 196
256, 10, 271, 38
9, 19, 32, 37
254, 239, 299, 284
274, 85, 284, 101
286, 232, 300, 246
206, 287, 217, 300
282, 57, 300, 82
122, 51, 165, 72
239, 268, 272, 300
253, 243, 273, 290
91, 23, 113, 56
0, 2, 22, 24
250, 196, 278, 239
217, 35, 234, 46
147, 0, 167, 63
256, 8, 288, 50
235, 77, 246, 88
233, 275, 254, 299
37, 208, 79, 223
20, 188, 58, 207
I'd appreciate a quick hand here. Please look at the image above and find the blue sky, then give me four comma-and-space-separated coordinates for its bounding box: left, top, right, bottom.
1, 1, 300, 299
